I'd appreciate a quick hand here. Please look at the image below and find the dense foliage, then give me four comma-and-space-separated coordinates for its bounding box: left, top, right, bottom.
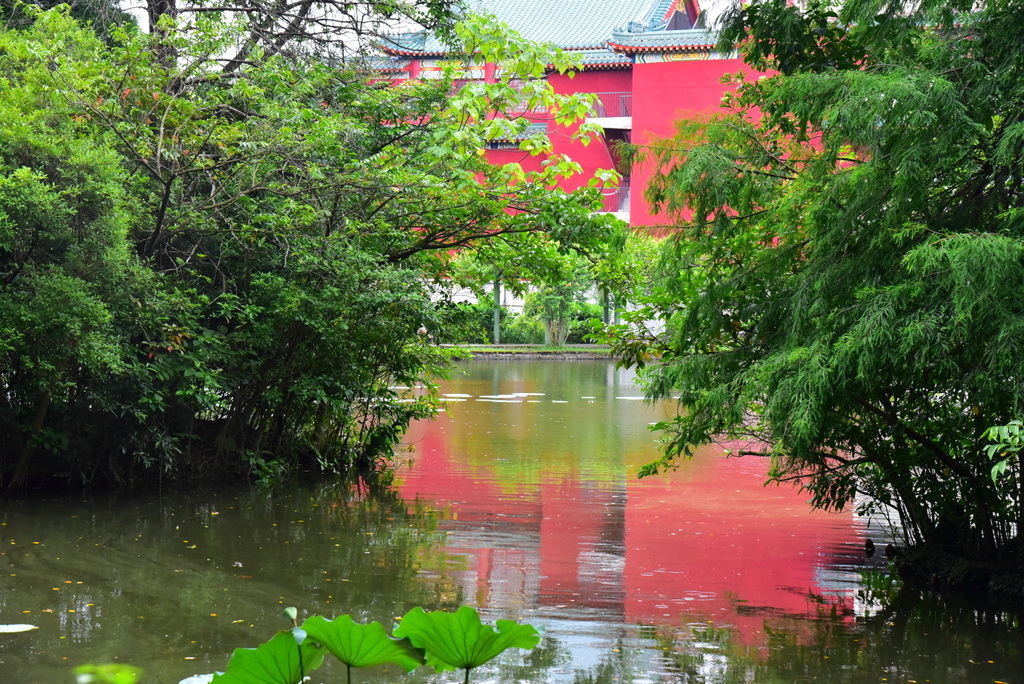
448, 236, 621, 346
608, 0, 1024, 570
0, 4, 615, 488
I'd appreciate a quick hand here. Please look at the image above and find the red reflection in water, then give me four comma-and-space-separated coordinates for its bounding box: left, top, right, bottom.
624, 446, 856, 640
398, 406, 860, 642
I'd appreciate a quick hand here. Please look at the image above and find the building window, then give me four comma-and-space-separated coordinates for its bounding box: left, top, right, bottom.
484, 141, 521, 150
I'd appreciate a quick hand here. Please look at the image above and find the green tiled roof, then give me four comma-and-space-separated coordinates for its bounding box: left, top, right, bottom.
640, 0, 681, 29
364, 55, 413, 72
575, 49, 633, 68
608, 27, 717, 52
467, 0, 656, 49
379, 0, 693, 56
379, 31, 431, 54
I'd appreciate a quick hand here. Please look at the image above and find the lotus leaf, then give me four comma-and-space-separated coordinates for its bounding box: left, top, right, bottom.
392, 606, 540, 680
73, 663, 142, 684
303, 615, 423, 672
211, 629, 325, 684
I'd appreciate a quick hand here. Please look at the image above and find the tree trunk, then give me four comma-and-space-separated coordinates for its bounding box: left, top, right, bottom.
8, 390, 53, 490
492, 277, 501, 344
147, 0, 179, 70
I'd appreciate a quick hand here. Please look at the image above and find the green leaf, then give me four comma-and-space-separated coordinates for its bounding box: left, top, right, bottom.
211, 630, 325, 684
73, 664, 142, 684
992, 459, 1012, 482
392, 606, 540, 674
302, 614, 424, 672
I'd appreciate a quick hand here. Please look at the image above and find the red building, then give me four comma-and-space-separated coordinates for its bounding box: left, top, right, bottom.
378, 0, 750, 228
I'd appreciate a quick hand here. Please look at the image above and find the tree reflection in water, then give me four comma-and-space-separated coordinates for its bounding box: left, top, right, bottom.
1, 361, 1021, 683
547, 586, 1022, 684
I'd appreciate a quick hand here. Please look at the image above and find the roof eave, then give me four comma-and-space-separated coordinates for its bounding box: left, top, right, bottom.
606, 42, 717, 54
378, 46, 446, 57
546, 61, 632, 72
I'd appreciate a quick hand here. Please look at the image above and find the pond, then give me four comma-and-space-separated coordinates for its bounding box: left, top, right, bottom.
0, 360, 1020, 683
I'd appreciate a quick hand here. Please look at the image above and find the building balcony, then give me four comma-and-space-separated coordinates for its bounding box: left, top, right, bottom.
602, 175, 630, 222
588, 92, 633, 131
593, 92, 632, 117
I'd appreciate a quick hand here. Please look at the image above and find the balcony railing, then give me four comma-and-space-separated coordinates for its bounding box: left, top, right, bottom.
603, 175, 631, 214
591, 92, 632, 118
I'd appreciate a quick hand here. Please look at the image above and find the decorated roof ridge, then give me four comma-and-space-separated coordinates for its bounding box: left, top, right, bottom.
553, 50, 632, 70
573, 61, 633, 70
607, 27, 718, 52
575, 50, 632, 64
611, 1, 707, 35
644, 0, 678, 27
380, 46, 447, 57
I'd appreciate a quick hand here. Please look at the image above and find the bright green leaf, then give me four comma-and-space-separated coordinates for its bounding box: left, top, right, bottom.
73, 664, 142, 684
211, 630, 325, 684
393, 606, 540, 675
302, 614, 423, 672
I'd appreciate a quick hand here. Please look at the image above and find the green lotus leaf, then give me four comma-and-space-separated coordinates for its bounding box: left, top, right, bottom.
392, 606, 540, 676
72, 663, 142, 684
211, 629, 325, 684
302, 614, 423, 672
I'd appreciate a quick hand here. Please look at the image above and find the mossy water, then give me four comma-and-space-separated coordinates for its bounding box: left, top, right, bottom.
1, 361, 1020, 682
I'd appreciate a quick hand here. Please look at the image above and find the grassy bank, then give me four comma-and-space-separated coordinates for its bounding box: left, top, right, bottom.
451, 344, 615, 359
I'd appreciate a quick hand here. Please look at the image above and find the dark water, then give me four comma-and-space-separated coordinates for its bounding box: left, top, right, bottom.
0, 360, 1020, 683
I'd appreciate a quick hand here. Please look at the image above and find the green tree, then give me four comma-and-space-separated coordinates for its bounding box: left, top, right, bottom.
0, 11, 148, 487
590, 229, 662, 326
523, 254, 596, 347
607, 0, 1024, 571
0, 7, 615, 487
0, 0, 135, 40
446, 188, 627, 346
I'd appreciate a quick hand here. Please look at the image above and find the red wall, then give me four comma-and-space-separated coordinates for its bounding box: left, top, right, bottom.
549, 70, 632, 212
484, 70, 632, 212
420, 57, 756, 227
548, 68, 632, 95
629, 58, 751, 226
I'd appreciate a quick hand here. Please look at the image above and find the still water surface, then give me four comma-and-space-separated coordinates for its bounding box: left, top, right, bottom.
1, 360, 1020, 682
